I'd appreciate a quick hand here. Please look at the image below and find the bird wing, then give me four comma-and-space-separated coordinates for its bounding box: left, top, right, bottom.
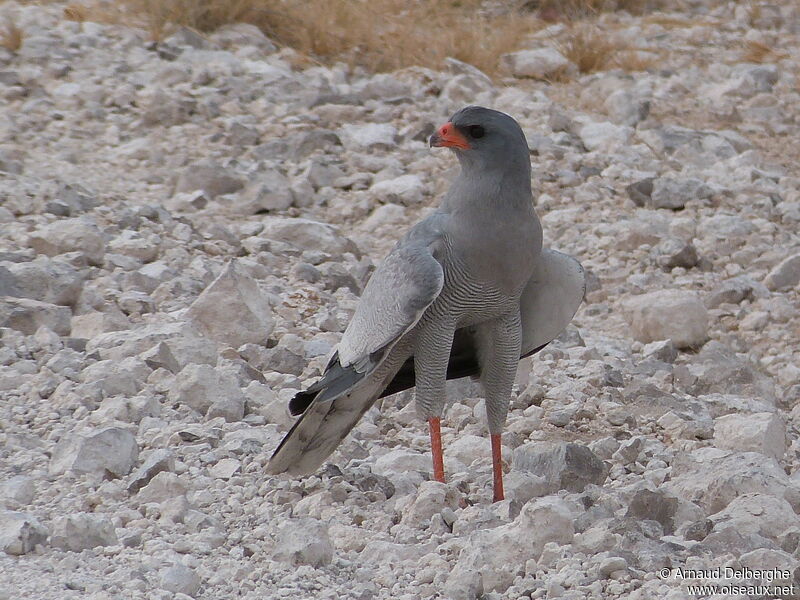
267, 220, 444, 476
520, 248, 585, 357
337, 225, 445, 371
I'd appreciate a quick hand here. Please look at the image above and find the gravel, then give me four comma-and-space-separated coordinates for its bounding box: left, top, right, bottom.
1, 0, 800, 598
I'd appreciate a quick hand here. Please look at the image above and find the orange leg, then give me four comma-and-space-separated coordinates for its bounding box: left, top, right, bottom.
491, 433, 504, 503
428, 417, 446, 483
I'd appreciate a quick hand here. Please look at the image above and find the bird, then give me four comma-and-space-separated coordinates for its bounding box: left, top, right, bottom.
267, 106, 585, 502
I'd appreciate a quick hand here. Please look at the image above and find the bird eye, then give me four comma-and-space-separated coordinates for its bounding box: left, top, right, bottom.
468, 125, 485, 139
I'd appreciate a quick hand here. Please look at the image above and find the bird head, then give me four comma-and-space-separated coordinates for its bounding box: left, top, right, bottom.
430, 106, 530, 175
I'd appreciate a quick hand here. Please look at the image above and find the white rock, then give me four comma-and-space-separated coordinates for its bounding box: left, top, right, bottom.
340, 123, 398, 150
169, 364, 246, 420
456, 496, 574, 592
0, 298, 71, 336
622, 290, 708, 348
665, 448, 800, 513
650, 177, 713, 210
28, 218, 105, 265
208, 458, 241, 479
160, 564, 201, 597
50, 513, 118, 551
369, 174, 425, 206
0, 511, 47, 555
128, 449, 176, 493
186, 260, 275, 347
578, 121, 633, 153
401, 481, 459, 527
372, 449, 430, 477
80, 357, 150, 396
363, 203, 406, 230
49, 427, 138, 478
261, 217, 358, 255
272, 518, 333, 567
174, 161, 244, 198
764, 254, 800, 291
709, 493, 798, 543
446, 434, 487, 467
512, 441, 608, 493
714, 412, 786, 460
604, 89, 650, 126
136, 472, 188, 503
239, 169, 293, 214
0, 476, 35, 507
502, 48, 575, 80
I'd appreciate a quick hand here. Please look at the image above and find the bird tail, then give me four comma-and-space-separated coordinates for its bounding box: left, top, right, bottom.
266, 381, 380, 476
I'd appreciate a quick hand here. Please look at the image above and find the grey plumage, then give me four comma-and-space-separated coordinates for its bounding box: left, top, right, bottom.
268, 106, 584, 478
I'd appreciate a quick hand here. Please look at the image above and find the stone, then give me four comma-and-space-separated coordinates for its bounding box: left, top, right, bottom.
0, 298, 71, 336
708, 493, 798, 544
0, 476, 35, 507
604, 89, 650, 126
456, 497, 574, 592
665, 448, 800, 514
136, 471, 188, 504
764, 254, 800, 291
50, 513, 118, 551
625, 489, 679, 535
128, 449, 176, 494
169, 363, 246, 418
652, 237, 699, 270
502, 48, 575, 80
369, 174, 425, 206
209, 22, 277, 51
49, 427, 138, 478
239, 169, 293, 214
401, 481, 459, 527
649, 177, 713, 210
174, 162, 245, 198
512, 441, 608, 493
641, 339, 678, 363
372, 450, 430, 477
578, 121, 633, 153
623, 290, 708, 348
443, 567, 484, 600
626, 178, 654, 207
28, 218, 105, 265
681, 341, 776, 401
142, 88, 195, 127
705, 276, 760, 308
0, 511, 48, 555
261, 217, 359, 256
208, 458, 241, 479
80, 357, 150, 396
3, 257, 85, 306
273, 518, 333, 567
70, 310, 129, 339
714, 412, 786, 461
160, 564, 201, 597
340, 123, 398, 150
186, 260, 275, 347
52, 182, 98, 215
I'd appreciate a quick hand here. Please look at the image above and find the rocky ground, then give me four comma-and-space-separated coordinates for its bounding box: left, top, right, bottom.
1, 1, 800, 599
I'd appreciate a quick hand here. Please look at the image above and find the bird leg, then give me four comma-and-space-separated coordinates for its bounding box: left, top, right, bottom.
491, 433, 504, 502
428, 417, 446, 483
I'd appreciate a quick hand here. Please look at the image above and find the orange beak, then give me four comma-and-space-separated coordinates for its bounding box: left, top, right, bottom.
429, 122, 471, 150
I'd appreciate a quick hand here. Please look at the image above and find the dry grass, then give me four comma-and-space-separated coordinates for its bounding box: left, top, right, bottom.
0, 21, 23, 52
558, 24, 617, 73
555, 22, 659, 75
740, 39, 787, 64
526, 0, 665, 20
73, 0, 542, 77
